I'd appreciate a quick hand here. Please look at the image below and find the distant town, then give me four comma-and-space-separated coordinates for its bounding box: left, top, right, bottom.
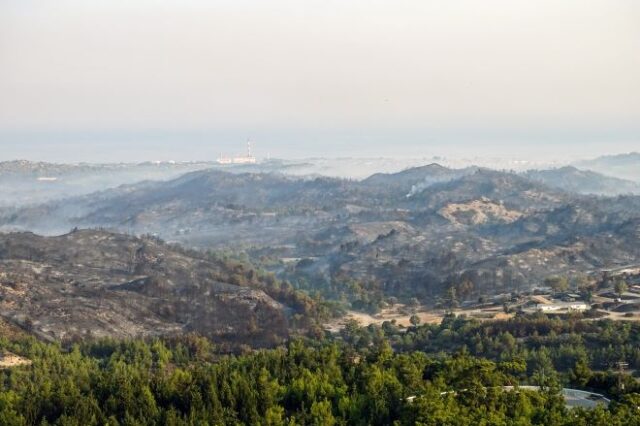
217, 141, 257, 165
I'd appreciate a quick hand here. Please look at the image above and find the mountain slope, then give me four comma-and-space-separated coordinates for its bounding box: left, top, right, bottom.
0, 160, 216, 207
0, 229, 292, 346
524, 166, 640, 195
361, 163, 476, 195
573, 152, 640, 182
2, 166, 639, 302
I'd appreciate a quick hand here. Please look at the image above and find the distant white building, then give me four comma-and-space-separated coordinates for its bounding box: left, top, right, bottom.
537, 302, 589, 312
217, 141, 257, 164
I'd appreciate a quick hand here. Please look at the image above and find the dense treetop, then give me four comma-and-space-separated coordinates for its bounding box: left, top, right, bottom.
1, 314, 640, 425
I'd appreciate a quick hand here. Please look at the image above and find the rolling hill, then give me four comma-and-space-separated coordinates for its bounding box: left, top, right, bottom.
0, 229, 297, 346
1, 165, 639, 303
573, 152, 640, 182
524, 166, 640, 195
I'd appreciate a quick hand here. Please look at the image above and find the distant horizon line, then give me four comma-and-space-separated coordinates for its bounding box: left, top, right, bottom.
1, 151, 638, 166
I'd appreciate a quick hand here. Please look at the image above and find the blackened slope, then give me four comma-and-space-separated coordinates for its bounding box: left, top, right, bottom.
0, 229, 289, 346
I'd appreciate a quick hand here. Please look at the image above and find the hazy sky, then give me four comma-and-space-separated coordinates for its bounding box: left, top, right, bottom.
1, 0, 639, 162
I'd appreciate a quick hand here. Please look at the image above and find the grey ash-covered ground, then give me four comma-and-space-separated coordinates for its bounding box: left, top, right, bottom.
0, 229, 290, 346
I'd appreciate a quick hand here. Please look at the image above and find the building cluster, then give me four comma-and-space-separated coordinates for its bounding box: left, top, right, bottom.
217, 141, 257, 165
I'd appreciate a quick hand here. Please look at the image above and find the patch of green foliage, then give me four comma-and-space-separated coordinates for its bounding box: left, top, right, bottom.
1, 313, 640, 425
340, 313, 640, 398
